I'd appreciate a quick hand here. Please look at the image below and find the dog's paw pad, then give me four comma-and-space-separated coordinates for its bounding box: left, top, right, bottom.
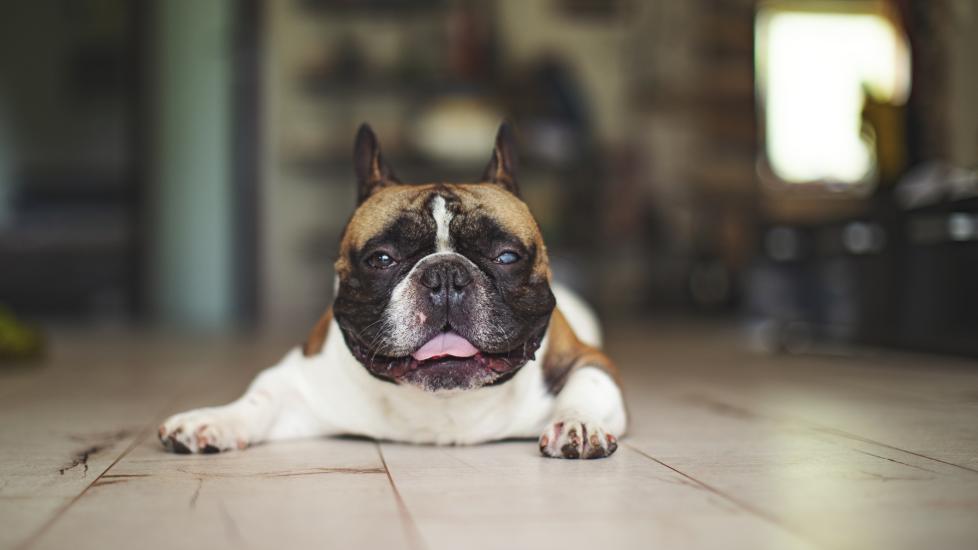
539, 419, 618, 459
158, 410, 249, 454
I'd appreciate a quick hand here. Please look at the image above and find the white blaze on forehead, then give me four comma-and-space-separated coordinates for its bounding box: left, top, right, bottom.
431, 195, 453, 252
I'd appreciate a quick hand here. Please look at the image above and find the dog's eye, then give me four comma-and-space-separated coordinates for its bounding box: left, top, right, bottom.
366, 252, 397, 269
494, 251, 520, 265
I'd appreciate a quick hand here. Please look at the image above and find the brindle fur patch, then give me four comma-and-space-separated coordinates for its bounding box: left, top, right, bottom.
302, 308, 334, 357
542, 308, 620, 394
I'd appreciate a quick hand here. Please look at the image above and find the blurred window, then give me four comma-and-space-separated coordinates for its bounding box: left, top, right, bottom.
755, 2, 911, 185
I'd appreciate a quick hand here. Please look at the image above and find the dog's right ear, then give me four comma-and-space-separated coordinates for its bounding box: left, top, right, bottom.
354, 123, 401, 204
480, 121, 520, 197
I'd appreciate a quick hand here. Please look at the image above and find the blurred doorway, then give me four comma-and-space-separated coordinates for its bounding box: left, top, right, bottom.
0, 1, 145, 320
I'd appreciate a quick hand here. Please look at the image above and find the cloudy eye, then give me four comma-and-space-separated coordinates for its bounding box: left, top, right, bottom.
366, 251, 397, 269
494, 251, 520, 265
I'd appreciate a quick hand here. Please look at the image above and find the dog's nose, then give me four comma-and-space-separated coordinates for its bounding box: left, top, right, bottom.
420, 260, 472, 305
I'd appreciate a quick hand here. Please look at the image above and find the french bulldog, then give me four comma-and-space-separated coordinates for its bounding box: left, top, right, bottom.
159, 123, 627, 459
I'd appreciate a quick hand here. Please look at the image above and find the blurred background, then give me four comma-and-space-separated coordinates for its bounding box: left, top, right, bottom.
0, 0, 976, 358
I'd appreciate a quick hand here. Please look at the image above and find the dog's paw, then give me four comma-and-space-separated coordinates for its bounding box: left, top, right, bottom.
158, 408, 250, 454
539, 419, 618, 459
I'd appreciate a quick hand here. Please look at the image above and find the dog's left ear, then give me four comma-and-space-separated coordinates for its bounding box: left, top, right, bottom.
354, 123, 401, 204
480, 121, 520, 197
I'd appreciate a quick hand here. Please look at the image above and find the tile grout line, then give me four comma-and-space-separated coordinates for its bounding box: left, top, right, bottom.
687, 392, 978, 475
845, 447, 939, 474
625, 443, 831, 550
15, 405, 167, 550
375, 442, 428, 550
811, 426, 978, 475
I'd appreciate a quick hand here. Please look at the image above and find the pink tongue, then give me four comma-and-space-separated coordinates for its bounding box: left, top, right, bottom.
411, 331, 479, 361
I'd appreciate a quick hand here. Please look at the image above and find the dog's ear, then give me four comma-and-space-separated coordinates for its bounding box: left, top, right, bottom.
480, 121, 520, 196
354, 123, 401, 204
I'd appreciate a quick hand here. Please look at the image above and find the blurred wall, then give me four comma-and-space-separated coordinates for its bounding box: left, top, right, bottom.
497, 0, 629, 144
0, 1, 138, 319
0, 2, 128, 170
262, 0, 356, 327
149, 0, 234, 327
1, 0, 976, 345
947, 0, 978, 167
255, 1, 756, 325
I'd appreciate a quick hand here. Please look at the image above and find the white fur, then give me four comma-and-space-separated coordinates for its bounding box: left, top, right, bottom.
552, 283, 602, 347
383, 250, 493, 356
159, 285, 627, 454
431, 195, 453, 252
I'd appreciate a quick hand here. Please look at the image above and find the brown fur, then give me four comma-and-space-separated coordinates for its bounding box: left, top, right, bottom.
542, 308, 620, 394
302, 308, 333, 357
335, 183, 550, 282
484, 146, 517, 192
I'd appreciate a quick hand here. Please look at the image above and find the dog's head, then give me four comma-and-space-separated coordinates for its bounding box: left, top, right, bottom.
331, 123, 556, 392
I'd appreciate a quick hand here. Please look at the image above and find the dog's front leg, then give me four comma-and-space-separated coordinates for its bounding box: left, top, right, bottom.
539, 366, 627, 459
159, 352, 328, 454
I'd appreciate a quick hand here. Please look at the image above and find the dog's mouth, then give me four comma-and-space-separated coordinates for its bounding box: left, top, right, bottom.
343, 328, 546, 391
410, 331, 480, 361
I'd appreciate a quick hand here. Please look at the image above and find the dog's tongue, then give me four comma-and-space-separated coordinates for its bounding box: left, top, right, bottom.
411, 331, 479, 361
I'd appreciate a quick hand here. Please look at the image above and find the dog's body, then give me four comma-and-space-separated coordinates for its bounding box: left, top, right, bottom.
160, 124, 627, 459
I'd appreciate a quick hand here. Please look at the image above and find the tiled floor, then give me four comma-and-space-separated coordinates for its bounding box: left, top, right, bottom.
2, 322, 977, 550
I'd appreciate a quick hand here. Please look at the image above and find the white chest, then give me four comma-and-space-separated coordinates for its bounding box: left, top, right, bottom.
290, 325, 556, 445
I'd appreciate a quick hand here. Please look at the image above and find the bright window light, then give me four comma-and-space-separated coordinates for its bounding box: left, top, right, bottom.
756, 6, 911, 184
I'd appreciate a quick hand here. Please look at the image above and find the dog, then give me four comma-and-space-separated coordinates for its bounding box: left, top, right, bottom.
159, 123, 627, 459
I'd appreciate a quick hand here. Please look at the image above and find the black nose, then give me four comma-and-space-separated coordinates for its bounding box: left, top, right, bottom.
420, 259, 472, 306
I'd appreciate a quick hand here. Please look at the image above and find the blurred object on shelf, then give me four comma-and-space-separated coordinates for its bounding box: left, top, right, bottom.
556, 0, 631, 19
411, 97, 502, 163
0, 305, 44, 363
299, 0, 446, 15
298, 33, 367, 90
895, 162, 978, 210
446, 3, 496, 81
747, 162, 978, 357
0, 118, 11, 228
862, 90, 908, 185
0, 0, 140, 320
508, 58, 592, 167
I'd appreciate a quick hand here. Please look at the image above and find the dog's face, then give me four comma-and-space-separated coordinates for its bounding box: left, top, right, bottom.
331, 123, 556, 392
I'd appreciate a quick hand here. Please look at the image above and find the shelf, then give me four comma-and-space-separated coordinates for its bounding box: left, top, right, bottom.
297, 0, 447, 17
